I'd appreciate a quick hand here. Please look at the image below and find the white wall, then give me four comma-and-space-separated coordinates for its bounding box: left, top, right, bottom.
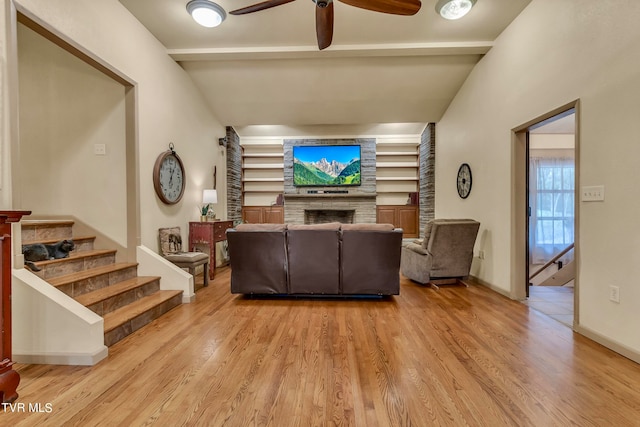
1, 0, 226, 363
0, 1, 16, 208
436, 0, 640, 354
18, 23, 128, 245
12, 0, 226, 250
12, 269, 108, 366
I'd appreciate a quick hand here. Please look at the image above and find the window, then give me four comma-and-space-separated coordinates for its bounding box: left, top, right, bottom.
530, 157, 574, 263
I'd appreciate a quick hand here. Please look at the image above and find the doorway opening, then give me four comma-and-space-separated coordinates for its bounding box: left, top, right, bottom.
13, 11, 140, 261
513, 102, 579, 328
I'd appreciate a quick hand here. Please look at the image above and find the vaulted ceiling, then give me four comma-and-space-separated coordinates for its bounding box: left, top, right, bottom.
120, 0, 531, 134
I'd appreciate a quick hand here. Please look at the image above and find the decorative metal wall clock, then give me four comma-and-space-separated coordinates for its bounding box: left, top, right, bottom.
456, 163, 472, 199
153, 143, 186, 205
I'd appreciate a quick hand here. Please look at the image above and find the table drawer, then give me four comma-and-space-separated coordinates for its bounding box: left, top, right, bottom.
214, 221, 233, 241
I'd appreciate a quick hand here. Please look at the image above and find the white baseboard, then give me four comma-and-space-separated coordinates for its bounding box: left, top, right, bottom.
574, 325, 640, 364
14, 346, 108, 366
469, 275, 514, 299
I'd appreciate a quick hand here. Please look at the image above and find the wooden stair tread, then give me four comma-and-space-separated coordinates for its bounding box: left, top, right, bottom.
75, 276, 161, 307
48, 262, 138, 287
103, 290, 182, 333
22, 217, 183, 347
22, 234, 95, 245
30, 249, 116, 267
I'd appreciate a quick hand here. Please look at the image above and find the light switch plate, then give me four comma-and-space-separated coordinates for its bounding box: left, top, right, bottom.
581, 185, 604, 202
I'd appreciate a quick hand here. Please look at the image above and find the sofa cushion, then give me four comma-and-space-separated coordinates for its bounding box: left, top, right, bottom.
341, 225, 402, 295
341, 223, 395, 231
235, 223, 287, 232
288, 222, 341, 231
287, 222, 341, 294
227, 228, 288, 294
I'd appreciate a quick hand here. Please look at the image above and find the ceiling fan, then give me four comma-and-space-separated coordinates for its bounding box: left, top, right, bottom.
229, 0, 422, 50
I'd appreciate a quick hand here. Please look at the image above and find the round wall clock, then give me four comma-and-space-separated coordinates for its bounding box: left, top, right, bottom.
456, 163, 472, 199
153, 143, 186, 205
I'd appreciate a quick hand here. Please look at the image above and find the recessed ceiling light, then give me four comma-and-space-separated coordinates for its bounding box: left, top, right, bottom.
186, 0, 226, 28
435, 0, 477, 20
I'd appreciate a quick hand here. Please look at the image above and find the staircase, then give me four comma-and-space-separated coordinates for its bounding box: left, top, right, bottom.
21, 220, 182, 346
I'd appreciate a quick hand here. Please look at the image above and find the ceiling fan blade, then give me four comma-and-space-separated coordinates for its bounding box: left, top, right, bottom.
316, 1, 334, 50
338, 0, 421, 16
230, 0, 296, 15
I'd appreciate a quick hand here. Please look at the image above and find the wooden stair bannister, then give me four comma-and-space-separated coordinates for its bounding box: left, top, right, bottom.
0, 210, 31, 403
529, 242, 575, 281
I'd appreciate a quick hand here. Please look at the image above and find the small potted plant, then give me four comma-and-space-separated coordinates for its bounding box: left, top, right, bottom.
200, 204, 209, 222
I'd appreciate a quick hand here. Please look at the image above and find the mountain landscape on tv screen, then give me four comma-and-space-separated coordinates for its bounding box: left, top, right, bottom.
293, 157, 361, 186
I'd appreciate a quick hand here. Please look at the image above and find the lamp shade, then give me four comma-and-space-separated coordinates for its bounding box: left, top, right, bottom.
202, 189, 218, 204
435, 0, 476, 20
186, 0, 226, 28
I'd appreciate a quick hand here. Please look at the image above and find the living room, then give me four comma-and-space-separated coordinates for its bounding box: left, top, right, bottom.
2, 0, 640, 423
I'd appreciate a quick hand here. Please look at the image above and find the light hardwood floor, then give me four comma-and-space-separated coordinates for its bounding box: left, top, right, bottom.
5, 268, 640, 426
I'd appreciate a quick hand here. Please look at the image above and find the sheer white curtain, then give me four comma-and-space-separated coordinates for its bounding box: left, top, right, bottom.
529, 156, 575, 264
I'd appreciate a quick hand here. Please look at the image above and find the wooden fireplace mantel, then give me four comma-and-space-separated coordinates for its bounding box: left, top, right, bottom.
0, 210, 31, 403
284, 193, 377, 199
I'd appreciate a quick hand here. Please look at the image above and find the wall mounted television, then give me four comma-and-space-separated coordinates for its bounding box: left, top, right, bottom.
293, 145, 361, 186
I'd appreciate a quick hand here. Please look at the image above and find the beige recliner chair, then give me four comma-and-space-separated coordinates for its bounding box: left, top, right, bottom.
400, 219, 480, 289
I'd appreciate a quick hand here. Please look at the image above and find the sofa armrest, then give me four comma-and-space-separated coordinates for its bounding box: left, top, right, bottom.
400, 244, 433, 284
403, 242, 429, 256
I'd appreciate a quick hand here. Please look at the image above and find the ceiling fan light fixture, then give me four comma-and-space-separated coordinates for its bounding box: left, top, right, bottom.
186, 0, 226, 28
435, 0, 476, 20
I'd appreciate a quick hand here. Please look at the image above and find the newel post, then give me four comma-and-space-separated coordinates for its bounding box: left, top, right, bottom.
0, 210, 31, 403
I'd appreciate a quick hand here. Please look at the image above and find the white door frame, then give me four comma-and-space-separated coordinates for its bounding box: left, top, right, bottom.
511, 100, 580, 329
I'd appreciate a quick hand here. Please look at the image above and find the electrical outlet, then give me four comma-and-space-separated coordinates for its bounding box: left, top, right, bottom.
94, 144, 106, 156
609, 285, 620, 303
582, 185, 605, 202
479, 250, 485, 260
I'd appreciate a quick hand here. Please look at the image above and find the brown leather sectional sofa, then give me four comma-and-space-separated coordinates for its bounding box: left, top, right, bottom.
226, 222, 403, 296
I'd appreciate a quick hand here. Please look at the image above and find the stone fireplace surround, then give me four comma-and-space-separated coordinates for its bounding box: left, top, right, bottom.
305, 209, 354, 224
282, 138, 377, 225
285, 194, 377, 225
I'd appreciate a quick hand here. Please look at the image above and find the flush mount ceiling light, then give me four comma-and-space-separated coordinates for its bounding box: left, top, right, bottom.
435, 0, 476, 20
186, 0, 226, 27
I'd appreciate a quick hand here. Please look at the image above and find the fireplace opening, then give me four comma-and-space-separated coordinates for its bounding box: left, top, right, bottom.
304, 209, 355, 224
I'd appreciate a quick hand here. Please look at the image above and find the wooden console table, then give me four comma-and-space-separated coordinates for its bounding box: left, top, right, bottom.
0, 210, 31, 403
189, 221, 234, 280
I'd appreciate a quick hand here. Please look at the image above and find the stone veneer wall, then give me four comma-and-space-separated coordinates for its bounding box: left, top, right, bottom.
419, 123, 436, 236
225, 126, 242, 223
284, 196, 377, 224
283, 138, 376, 224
